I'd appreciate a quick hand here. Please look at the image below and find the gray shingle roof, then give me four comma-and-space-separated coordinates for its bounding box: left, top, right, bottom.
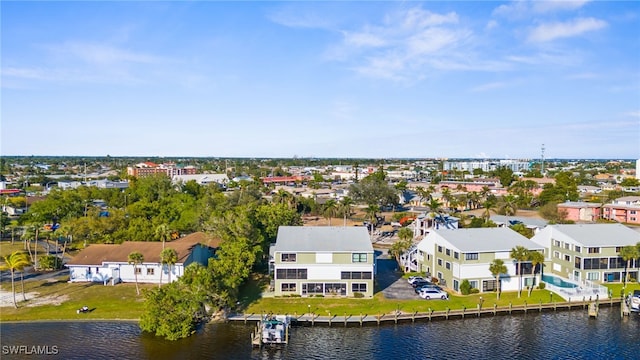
432, 228, 544, 253
548, 224, 639, 246
274, 226, 373, 253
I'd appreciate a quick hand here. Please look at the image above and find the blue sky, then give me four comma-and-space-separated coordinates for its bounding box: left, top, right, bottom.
2, 1, 639, 159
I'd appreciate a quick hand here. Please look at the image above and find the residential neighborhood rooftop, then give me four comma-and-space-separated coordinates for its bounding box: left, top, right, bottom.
274, 226, 373, 253
430, 228, 544, 253
544, 224, 640, 247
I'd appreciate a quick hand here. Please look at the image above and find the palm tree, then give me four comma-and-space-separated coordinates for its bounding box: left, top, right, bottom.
489, 259, 507, 300
339, 197, 354, 227
0, 251, 31, 308
510, 245, 530, 298
619, 245, 638, 289
501, 194, 518, 225
482, 200, 496, 224
364, 204, 379, 238
322, 199, 338, 226
160, 248, 178, 286
128, 251, 144, 295
441, 187, 452, 210
427, 198, 442, 215
155, 224, 172, 250
528, 250, 545, 296
397, 227, 413, 243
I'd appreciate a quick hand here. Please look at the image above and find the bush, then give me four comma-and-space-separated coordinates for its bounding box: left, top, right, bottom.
538, 282, 546, 290
314, 294, 324, 298
353, 292, 364, 298
470, 288, 480, 294
37, 255, 64, 270
460, 279, 471, 295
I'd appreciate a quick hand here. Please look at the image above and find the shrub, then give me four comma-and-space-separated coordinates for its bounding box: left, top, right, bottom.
470, 288, 480, 294
538, 282, 546, 290
315, 294, 324, 298
37, 255, 64, 270
353, 292, 364, 298
460, 279, 471, 295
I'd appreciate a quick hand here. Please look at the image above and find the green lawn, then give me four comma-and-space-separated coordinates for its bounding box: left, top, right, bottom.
0, 275, 151, 321
603, 282, 640, 298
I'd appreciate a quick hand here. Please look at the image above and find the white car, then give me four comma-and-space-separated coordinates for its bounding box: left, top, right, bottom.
630, 290, 640, 313
419, 288, 448, 300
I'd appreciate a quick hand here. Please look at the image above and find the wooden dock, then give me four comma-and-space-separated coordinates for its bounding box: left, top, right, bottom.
230, 298, 623, 327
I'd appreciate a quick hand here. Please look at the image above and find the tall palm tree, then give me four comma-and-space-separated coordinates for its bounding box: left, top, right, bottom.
441, 187, 452, 210
322, 199, 338, 226
339, 197, 354, 227
528, 250, 545, 296
160, 248, 178, 286
427, 198, 442, 215
489, 259, 507, 300
364, 204, 379, 238
128, 251, 144, 295
501, 194, 518, 225
482, 200, 496, 224
619, 245, 638, 289
0, 251, 31, 308
510, 246, 530, 298
155, 224, 172, 250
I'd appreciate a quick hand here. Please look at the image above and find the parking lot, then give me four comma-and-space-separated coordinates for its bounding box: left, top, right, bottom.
376, 253, 421, 300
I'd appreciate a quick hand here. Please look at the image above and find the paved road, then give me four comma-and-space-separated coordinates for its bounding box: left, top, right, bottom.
376, 251, 420, 300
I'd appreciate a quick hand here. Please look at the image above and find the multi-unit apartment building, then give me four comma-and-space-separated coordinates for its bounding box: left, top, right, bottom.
602, 196, 640, 225
530, 224, 639, 283
416, 228, 545, 294
270, 226, 375, 297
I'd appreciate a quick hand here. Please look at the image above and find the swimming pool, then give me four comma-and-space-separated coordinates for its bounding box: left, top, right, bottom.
541, 274, 578, 288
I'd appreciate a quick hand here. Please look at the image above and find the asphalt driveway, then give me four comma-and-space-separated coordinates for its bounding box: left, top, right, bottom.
376, 251, 420, 300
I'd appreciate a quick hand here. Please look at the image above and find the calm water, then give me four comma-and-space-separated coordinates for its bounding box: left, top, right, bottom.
2, 307, 639, 359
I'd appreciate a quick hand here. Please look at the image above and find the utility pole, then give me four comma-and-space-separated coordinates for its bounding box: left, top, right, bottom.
541, 144, 545, 177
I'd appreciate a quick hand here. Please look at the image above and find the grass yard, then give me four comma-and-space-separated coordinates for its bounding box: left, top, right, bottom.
0, 275, 151, 321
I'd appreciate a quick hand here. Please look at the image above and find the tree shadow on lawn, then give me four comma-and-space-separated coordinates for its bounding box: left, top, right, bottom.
237, 273, 270, 310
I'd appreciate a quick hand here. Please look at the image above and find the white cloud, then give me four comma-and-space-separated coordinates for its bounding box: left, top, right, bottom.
532, 0, 590, 14
47, 42, 165, 65
342, 29, 387, 48
493, 0, 590, 19
623, 110, 640, 118
486, 20, 499, 30
470, 82, 507, 92
528, 17, 607, 42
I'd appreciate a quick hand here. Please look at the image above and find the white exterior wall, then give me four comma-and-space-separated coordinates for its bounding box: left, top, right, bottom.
68, 263, 184, 284
458, 263, 523, 292
277, 264, 373, 281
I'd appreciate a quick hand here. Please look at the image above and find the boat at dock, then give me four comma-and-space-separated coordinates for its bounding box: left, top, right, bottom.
251, 315, 290, 347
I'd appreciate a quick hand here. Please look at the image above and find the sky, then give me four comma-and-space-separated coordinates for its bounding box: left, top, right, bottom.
2, 1, 639, 159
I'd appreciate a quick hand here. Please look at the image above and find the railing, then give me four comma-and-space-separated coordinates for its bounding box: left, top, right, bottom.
545, 275, 609, 302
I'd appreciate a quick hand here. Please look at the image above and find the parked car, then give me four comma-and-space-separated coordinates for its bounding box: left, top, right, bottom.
414, 284, 443, 294
419, 288, 448, 300
407, 276, 426, 285
411, 280, 432, 288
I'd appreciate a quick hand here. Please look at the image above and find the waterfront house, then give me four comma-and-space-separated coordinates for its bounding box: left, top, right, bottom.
416, 228, 545, 294
530, 224, 639, 283
270, 226, 375, 298
66, 232, 219, 285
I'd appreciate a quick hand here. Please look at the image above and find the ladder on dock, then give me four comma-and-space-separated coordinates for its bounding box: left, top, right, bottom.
588, 302, 599, 318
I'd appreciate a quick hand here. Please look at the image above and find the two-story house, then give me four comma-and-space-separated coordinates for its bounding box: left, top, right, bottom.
416, 228, 545, 294
602, 196, 640, 224
530, 223, 639, 283
271, 226, 375, 298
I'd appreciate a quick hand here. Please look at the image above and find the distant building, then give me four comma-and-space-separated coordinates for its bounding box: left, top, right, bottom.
556, 202, 602, 222
443, 160, 530, 173
172, 174, 229, 187
602, 196, 640, 224
127, 162, 197, 178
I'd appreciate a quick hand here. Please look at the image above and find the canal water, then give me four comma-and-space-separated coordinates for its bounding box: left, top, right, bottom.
1, 307, 639, 359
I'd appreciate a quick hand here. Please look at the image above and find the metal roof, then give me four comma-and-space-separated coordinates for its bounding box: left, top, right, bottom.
546, 224, 639, 247
274, 226, 373, 253
431, 228, 544, 253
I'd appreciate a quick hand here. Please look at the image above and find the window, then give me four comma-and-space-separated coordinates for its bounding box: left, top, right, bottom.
564, 255, 571, 262
575, 256, 582, 269
609, 257, 625, 269
325, 283, 347, 296
575, 246, 581, 253
437, 272, 443, 280
146, 268, 155, 276
281, 283, 297, 292
453, 279, 459, 292
553, 251, 560, 259
586, 272, 599, 281
303, 283, 324, 295
438, 258, 443, 266
469, 280, 478, 289
615, 247, 622, 253
445, 262, 451, 270
465, 253, 479, 261
352, 253, 367, 263
446, 249, 451, 256
564, 243, 570, 250
281, 253, 296, 262
588, 247, 600, 254
438, 246, 443, 253
483, 280, 497, 292
352, 283, 367, 293
135, 267, 142, 275
553, 240, 561, 247
276, 268, 308, 279
341, 271, 372, 280
454, 252, 459, 259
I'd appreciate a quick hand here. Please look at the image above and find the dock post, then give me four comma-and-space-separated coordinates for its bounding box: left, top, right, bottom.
493, 303, 497, 316
394, 310, 398, 324
509, 302, 512, 314
412, 311, 416, 323
344, 313, 347, 327
461, 306, 465, 319
328, 311, 332, 327
377, 313, 381, 326
582, 297, 586, 309
539, 300, 542, 312
244, 313, 247, 324
428, 308, 432, 321
477, 304, 481, 317
553, 301, 556, 311
445, 307, 450, 320
312, 313, 315, 327
524, 301, 527, 314
359, 313, 363, 327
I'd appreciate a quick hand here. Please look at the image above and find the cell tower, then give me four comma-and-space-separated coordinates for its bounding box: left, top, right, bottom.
541, 144, 545, 176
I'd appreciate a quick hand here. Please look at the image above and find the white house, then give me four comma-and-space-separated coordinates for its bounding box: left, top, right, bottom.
66, 232, 219, 285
